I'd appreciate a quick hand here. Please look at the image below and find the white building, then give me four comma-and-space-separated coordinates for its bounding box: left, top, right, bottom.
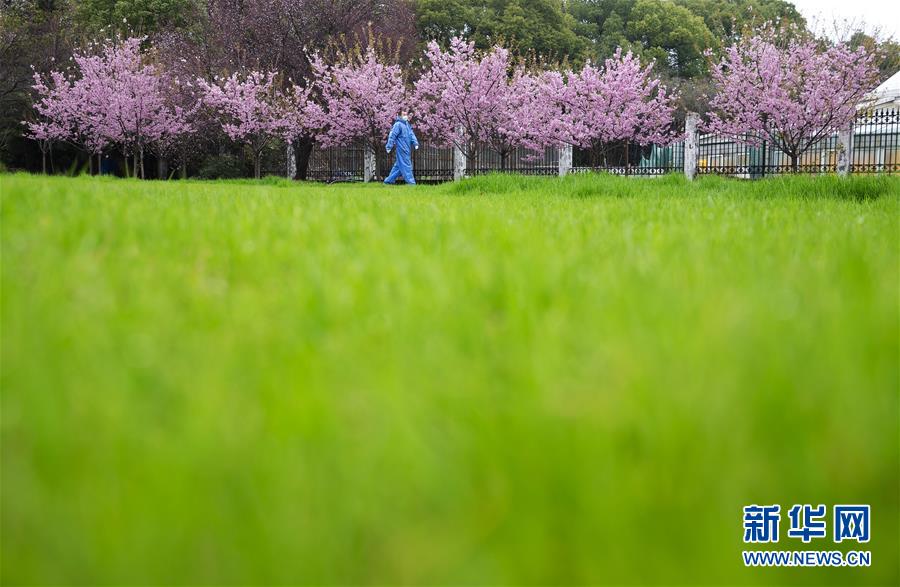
860, 70, 900, 111
853, 70, 900, 172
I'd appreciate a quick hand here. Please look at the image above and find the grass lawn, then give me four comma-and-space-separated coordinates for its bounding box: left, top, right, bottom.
1, 172, 898, 585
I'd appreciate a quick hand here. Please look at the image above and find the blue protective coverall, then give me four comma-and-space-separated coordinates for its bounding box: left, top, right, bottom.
384, 117, 419, 184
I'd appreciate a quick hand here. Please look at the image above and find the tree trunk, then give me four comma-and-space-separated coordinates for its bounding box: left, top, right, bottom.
123, 154, 129, 178
791, 154, 799, 173
255, 154, 261, 179
625, 142, 630, 176
89, 154, 94, 176
181, 159, 187, 179
294, 136, 314, 180
139, 147, 145, 179
50, 143, 56, 174
41, 148, 47, 174
158, 157, 168, 180
500, 150, 509, 172
467, 144, 478, 175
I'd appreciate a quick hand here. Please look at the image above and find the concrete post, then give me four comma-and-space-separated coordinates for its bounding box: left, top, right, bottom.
453, 142, 466, 181
684, 112, 699, 181
286, 142, 297, 179
364, 144, 377, 182
559, 143, 572, 177
837, 127, 853, 177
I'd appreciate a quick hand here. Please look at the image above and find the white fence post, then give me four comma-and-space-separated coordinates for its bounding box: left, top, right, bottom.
684, 112, 699, 181
286, 142, 297, 179
453, 142, 466, 181
559, 143, 572, 177
364, 144, 377, 183
837, 127, 853, 177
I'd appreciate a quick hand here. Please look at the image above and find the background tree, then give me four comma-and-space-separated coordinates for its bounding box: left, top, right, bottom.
415, 37, 538, 170
72, 0, 203, 36
674, 0, 805, 44
24, 70, 73, 174
570, 0, 715, 79
414, 0, 586, 61
705, 27, 880, 172
530, 49, 676, 165
27, 36, 193, 177
626, 0, 717, 79
307, 42, 406, 177
1, 0, 76, 168
166, 0, 419, 178
198, 70, 292, 178
91, 37, 192, 178
27, 54, 112, 174
849, 31, 900, 84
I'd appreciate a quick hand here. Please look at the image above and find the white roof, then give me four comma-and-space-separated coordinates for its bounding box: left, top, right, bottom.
860, 69, 900, 109
876, 70, 900, 95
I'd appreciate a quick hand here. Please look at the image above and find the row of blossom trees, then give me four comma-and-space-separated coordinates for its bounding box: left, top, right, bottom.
27, 28, 879, 178
28, 38, 192, 177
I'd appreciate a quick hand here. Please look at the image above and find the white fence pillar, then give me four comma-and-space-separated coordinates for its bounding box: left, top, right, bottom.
453, 142, 466, 181
286, 142, 297, 179
684, 112, 699, 181
364, 144, 377, 182
559, 143, 572, 177
837, 127, 853, 177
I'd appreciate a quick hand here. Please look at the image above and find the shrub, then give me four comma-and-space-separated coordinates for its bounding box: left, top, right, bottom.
196, 154, 247, 180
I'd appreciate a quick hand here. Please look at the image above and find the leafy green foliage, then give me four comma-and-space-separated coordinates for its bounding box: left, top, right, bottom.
2, 173, 898, 584
850, 31, 900, 84
196, 153, 248, 179
674, 0, 806, 43
626, 0, 716, 78
571, 0, 713, 78
415, 0, 586, 61
73, 0, 202, 36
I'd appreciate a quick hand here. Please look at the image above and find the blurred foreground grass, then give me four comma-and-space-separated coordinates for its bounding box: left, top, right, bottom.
1, 172, 898, 585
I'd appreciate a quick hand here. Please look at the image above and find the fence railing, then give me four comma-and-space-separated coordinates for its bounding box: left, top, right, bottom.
301, 108, 900, 182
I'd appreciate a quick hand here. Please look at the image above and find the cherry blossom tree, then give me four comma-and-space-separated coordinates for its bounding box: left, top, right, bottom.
307, 44, 406, 170
486, 67, 550, 169
148, 75, 202, 178
24, 70, 75, 174
705, 27, 879, 172
84, 37, 192, 178
530, 50, 677, 166
26, 64, 111, 174
27, 37, 193, 178
281, 81, 314, 153
414, 37, 538, 171
198, 70, 294, 179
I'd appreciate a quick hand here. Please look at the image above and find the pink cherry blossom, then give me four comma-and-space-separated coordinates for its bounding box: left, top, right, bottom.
197, 70, 297, 178
528, 49, 676, 161
705, 27, 879, 171
307, 46, 405, 155
27, 37, 193, 178
414, 37, 537, 170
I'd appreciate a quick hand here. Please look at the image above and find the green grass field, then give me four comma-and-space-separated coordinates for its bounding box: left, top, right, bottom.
1, 172, 898, 585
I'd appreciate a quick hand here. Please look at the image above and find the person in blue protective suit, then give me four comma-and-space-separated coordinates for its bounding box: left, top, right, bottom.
384, 110, 419, 185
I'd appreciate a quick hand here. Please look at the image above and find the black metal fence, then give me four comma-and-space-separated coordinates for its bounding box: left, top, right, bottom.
695, 108, 900, 177
307, 143, 366, 182
469, 145, 559, 176
571, 141, 685, 176
412, 144, 454, 182
304, 108, 900, 182
852, 108, 900, 173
